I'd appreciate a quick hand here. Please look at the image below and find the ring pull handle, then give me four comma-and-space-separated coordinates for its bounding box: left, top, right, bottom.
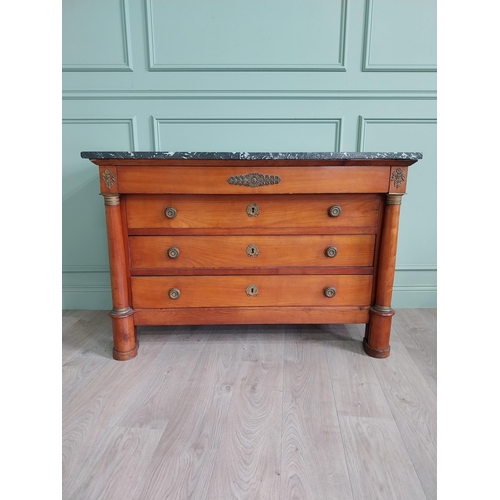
169, 288, 181, 300
167, 247, 180, 259
328, 205, 342, 217
164, 207, 177, 219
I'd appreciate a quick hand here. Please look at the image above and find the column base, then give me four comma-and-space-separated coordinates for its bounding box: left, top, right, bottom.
363, 337, 390, 358
113, 344, 139, 361
109, 308, 137, 361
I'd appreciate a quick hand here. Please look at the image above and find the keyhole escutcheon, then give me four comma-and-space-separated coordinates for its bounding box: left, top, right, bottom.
246, 244, 260, 257
246, 284, 259, 296
246, 202, 260, 217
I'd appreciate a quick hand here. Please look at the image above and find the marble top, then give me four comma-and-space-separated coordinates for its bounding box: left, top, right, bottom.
81, 151, 422, 160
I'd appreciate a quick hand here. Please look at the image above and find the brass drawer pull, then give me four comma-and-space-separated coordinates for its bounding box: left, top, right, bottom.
246, 202, 260, 217
328, 205, 342, 217
325, 246, 338, 258
246, 284, 259, 296
167, 247, 180, 259
164, 207, 177, 219
324, 286, 336, 298
246, 244, 259, 257
169, 288, 181, 300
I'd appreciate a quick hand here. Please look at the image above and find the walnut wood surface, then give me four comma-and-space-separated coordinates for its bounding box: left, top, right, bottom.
126, 194, 380, 231
129, 234, 375, 269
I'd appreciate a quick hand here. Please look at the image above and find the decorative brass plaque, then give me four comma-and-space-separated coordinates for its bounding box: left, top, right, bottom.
246, 244, 259, 257
391, 167, 406, 188
324, 286, 336, 298
228, 173, 281, 188
246, 284, 259, 296
101, 169, 115, 189
246, 202, 260, 217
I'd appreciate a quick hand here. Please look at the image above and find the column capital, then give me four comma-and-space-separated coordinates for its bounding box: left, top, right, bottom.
386, 193, 404, 205
102, 193, 120, 206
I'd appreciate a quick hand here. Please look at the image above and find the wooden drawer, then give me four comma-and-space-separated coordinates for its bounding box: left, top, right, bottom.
129, 235, 375, 270
131, 275, 373, 308
116, 165, 391, 194
126, 194, 380, 233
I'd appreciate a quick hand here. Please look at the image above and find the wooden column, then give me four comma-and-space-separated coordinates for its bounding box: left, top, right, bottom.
364, 193, 403, 358
102, 194, 137, 360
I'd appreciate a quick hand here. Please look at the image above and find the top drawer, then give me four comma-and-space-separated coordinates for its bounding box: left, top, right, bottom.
115, 165, 391, 194
126, 194, 381, 233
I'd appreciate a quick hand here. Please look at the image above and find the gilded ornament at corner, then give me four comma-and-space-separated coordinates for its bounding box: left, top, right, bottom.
391, 168, 406, 188
101, 169, 116, 189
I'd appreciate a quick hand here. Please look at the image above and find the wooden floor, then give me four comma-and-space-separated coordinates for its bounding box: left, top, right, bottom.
62, 309, 437, 500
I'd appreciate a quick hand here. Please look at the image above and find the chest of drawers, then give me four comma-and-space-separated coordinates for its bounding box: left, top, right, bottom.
81, 152, 421, 360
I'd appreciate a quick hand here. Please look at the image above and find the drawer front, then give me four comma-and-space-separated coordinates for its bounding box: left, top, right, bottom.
131, 275, 373, 308
126, 194, 380, 231
117, 165, 391, 194
130, 235, 375, 269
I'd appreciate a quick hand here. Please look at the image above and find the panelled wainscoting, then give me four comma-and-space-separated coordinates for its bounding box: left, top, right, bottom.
62, 0, 436, 309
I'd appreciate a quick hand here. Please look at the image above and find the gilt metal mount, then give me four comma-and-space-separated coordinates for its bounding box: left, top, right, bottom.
228, 173, 281, 188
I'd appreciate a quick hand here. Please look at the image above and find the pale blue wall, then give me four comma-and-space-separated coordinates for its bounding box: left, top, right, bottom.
62, 0, 437, 309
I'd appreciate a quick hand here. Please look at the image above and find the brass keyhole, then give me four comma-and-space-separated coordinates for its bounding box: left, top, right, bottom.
246, 202, 260, 217
246, 284, 259, 296
246, 244, 259, 257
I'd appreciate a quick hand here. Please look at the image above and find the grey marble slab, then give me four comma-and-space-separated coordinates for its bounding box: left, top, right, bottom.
81, 151, 422, 160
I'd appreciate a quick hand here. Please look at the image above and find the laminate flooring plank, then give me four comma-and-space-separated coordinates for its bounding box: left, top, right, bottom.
206, 358, 283, 500
280, 326, 353, 500
241, 324, 285, 363
62, 309, 101, 336
62, 338, 166, 489
64, 426, 163, 500
326, 340, 393, 418
111, 326, 213, 430
370, 340, 437, 499
132, 329, 246, 500
339, 416, 427, 500
392, 310, 437, 396
62, 356, 110, 412
62, 310, 111, 364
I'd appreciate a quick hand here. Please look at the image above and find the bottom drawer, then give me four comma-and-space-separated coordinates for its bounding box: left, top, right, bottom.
131, 275, 373, 308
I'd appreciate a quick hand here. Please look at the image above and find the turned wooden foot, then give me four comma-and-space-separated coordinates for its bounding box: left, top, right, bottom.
110, 308, 138, 361
364, 306, 394, 358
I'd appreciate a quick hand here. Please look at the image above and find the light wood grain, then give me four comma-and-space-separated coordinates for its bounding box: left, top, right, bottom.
62, 309, 436, 500
369, 339, 437, 499
111, 326, 212, 430
207, 358, 283, 499
281, 326, 353, 499
392, 309, 437, 395
132, 329, 245, 500
64, 427, 163, 500
325, 340, 393, 418
339, 416, 427, 500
